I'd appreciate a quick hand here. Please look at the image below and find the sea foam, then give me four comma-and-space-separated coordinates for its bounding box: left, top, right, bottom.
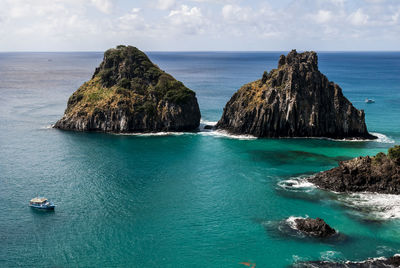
338, 192, 400, 220
279, 177, 400, 220
285, 216, 305, 230
277, 177, 316, 192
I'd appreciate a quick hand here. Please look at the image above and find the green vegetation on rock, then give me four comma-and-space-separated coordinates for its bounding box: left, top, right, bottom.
55, 45, 201, 132
388, 145, 400, 162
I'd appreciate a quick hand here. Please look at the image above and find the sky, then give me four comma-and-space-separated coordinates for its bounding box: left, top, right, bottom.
0, 0, 399, 51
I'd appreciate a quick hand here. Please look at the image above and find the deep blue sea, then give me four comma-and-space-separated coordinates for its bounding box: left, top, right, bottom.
0, 51, 399, 267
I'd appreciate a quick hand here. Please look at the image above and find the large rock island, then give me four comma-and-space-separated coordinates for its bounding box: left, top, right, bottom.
216, 50, 375, 139
309, 146, 400, 194
54, 45, 201, 132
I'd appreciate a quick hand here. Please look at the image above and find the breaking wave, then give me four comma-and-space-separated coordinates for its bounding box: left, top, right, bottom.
279, 176, 400, 220
337, 192, 400, 220
277, 177, 316, 192
285, 216, 305, 230
198, 130, 257, 140
370, 132, 395, 144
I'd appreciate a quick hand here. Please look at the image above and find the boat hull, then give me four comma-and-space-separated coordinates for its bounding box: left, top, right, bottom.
29, 204, 55, 210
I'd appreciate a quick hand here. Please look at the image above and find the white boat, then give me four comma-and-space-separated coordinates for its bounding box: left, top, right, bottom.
365, 98, 375, 103
29, 197, 55, 210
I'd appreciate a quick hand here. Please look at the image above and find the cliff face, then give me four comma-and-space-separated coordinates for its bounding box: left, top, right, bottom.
54, 45, 201, 132
309, 146, 400, 194
216, 50, 375, 139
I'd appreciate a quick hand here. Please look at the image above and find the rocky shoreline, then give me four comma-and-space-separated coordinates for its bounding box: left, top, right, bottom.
293, 254, 400, 268
309, 146, 400, 194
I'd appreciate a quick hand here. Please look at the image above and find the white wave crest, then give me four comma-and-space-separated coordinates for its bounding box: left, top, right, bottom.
285, 216, 305, 230
116, 129, 256, 140
338, 192, 400, 220
320, 251, 345, 262
200, 119, 217, 126
116, 131, 189, 137
199, 129, 257, 140
40, 124, 54, 129
277, 177, 316, 192
334, 132, 394, 143
281, 132, 394, 143
370, 132, 395, 144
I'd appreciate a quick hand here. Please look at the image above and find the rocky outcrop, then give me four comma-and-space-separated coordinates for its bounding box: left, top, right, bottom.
309, 146, 400, 194
293, 217, 336, 238
216, 50, 376, 139
293, 254, 400, 267
54, 45, 201, 132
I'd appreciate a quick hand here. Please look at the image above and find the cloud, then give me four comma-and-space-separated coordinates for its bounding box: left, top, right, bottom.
156, 0, 176, 10
222, 4, 251, 22
314, 10, 333, 24
167, 5, 207, 34
118, 8, 144, 31
349, 9, 369, 26
0, 0, 399, 51
90, 0, 113, 14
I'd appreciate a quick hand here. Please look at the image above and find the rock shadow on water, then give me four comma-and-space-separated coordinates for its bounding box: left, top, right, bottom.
249, 150, 352, 167
258, 217, 348, 245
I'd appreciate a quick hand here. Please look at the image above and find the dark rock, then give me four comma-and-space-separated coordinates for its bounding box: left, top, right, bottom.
293, 217, 336, 238
293, 254, 400, 267
309, 146, 400, 194
204, 125, 214, 130
54, 45, 201, 133
216, 49, 376, 139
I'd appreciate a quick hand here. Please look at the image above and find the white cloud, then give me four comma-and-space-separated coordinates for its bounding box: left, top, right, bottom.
156, 0, 176, 10
90, 0, 113, 14
314, 10, 332, 24
364, 0, 385, 3
0, 0, 399, 51
330, 0, 345, 6
349, 9, 369, 26
118, 8, 145, 31
222, 4, 251, 22
167, 5, 206, 34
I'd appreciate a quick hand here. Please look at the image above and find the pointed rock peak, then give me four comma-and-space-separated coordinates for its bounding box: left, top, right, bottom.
217, 48, 375, 139
92, 45, 160, 88
278, 49, 318, 71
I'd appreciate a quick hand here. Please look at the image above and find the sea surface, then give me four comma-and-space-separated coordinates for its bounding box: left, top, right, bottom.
0, 51, 399, 267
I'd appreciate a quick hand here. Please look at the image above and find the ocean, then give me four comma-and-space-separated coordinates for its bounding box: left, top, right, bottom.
0, 51, 399, 267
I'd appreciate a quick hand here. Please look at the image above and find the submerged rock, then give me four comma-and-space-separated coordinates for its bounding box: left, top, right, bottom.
216, 49, 376, 139
293, 217, 336, 238
293, 254, 400, 267
309, 146, 400, 194
54, 45, 201, 132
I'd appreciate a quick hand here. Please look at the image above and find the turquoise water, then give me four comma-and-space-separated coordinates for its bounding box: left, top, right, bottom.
0, 52, 399, 267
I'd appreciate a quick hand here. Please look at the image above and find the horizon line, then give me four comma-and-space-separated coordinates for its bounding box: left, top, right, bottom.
0, 50, 400, 53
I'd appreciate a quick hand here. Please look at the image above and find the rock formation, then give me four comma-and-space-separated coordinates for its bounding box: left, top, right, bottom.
293, 217, 336, 238
293, 254, 400, 268
216, 49, 376, 139
309, 146, 400, 194
54, 45, 201, 132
